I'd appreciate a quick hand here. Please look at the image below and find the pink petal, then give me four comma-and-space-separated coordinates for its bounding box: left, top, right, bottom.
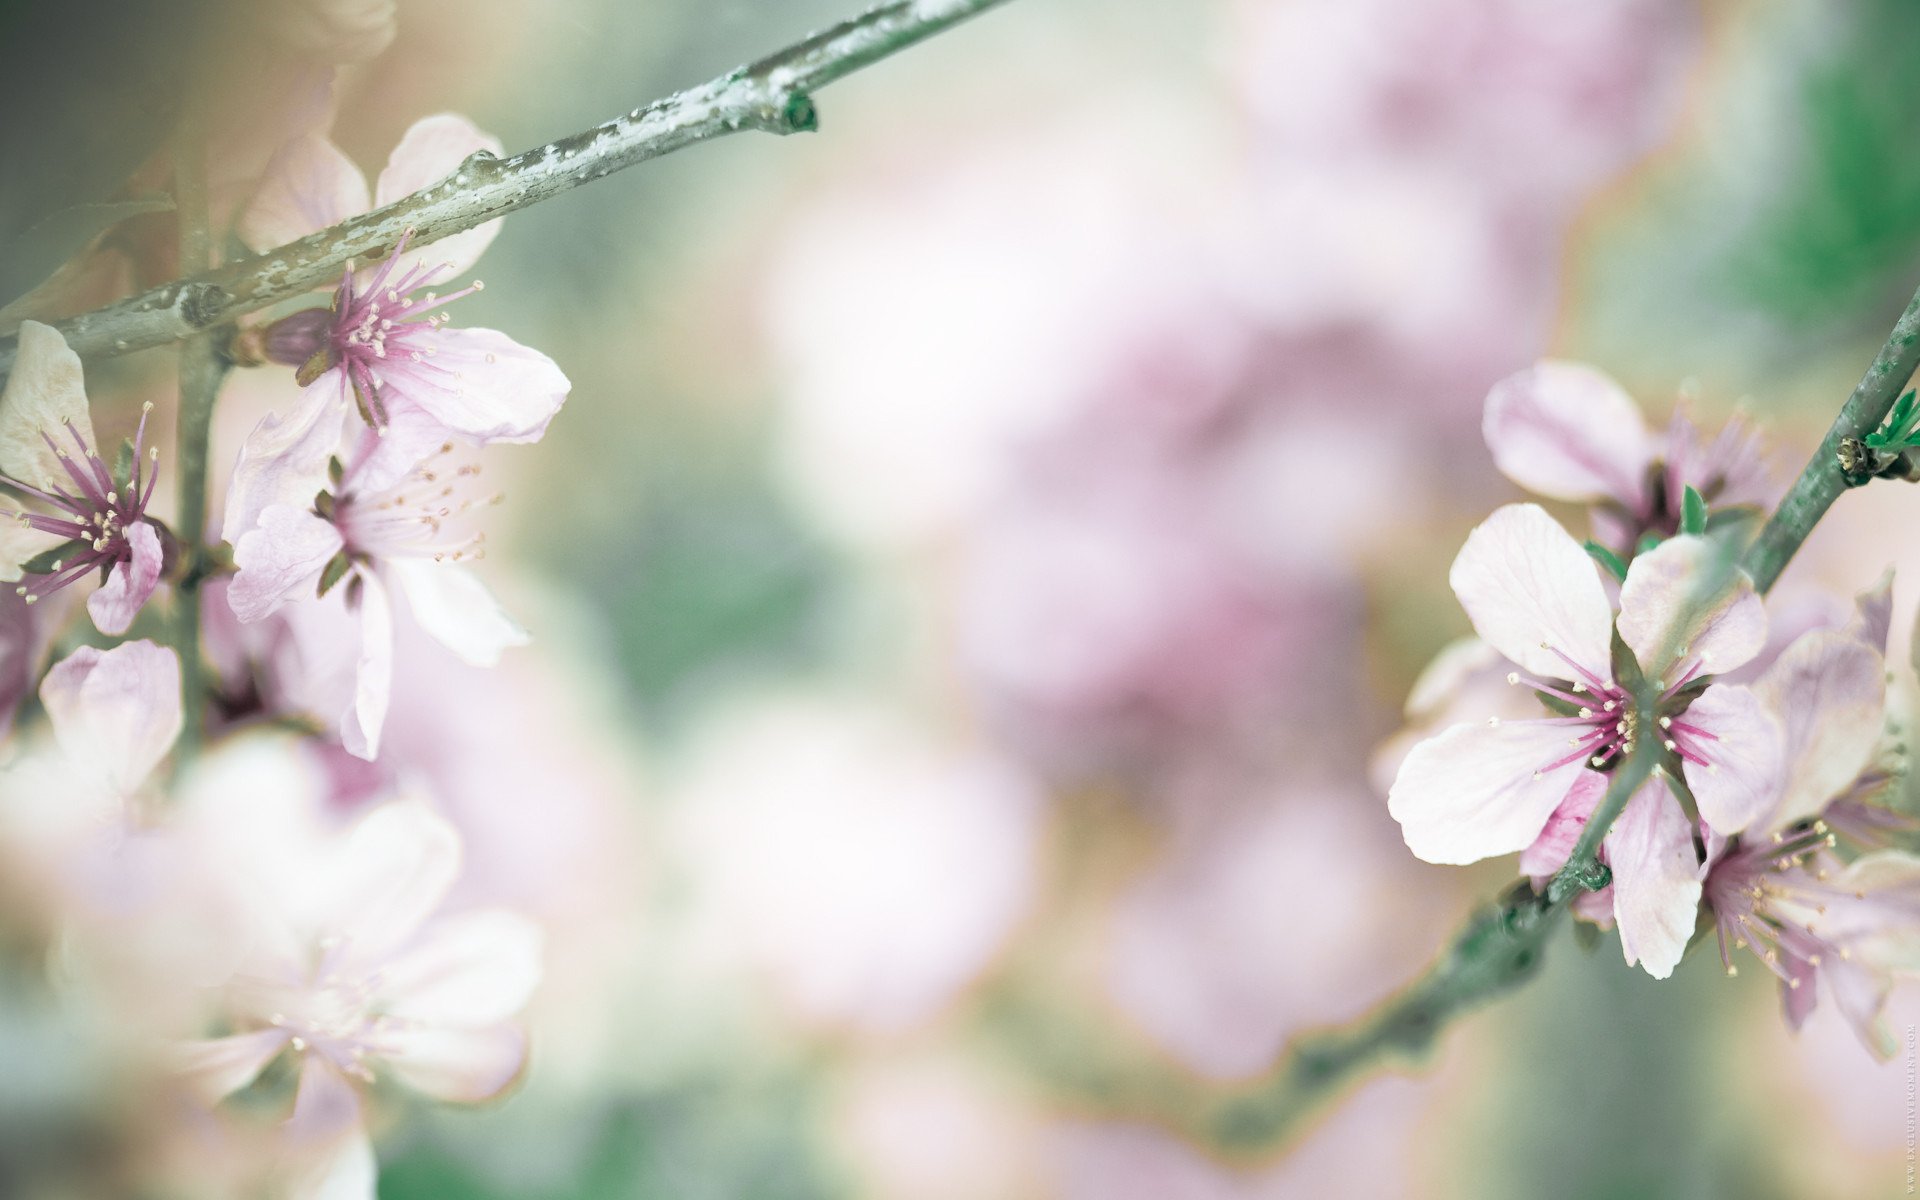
1753, 629, 1885, 827
1403, 637, 1501, 718
374, 114, 505, 280
1482, 359, 1653, 505
223, 380, 350, 544
287, 1055, 363, 1145
40, 640, 181, 795
380, 909, 543, 1027
1447, 503, 1613, 681
172, 1029, 292, 1103
1604, 775, 1701, 979
379, 327, 569, 447
1615, 535, 1765, 681
381, 1023, 527, 1104
0, 321, 96, 493
340, 572, 392, 761
320, 798, 460, 961
230, 505, 345, 623
1819, 852, 1920, 972
386, 559, 527, 667
1518, 768, 1606, 882
86, 520, 164, 635
239, 134, 371, 254
1850, 568, 1893, 654
287, 1130, 376, 1200
1674, 683, 1782, 835
1387, 718, 1592, 865
1826, 954, 1897, 1060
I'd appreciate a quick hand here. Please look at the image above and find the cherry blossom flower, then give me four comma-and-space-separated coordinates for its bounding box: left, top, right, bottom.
234, 114, 568, 492
172, 760, 542, 1199
0, 322, 167, 635
225, 429, 526, 760
1387, 502, 1780, 976
1483, 360, 1772, 550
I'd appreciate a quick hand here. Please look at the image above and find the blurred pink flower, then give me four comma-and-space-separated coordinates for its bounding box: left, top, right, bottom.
174, 778, 541, 1199
0, 322, 166, 634
675, 699, 1043, 1035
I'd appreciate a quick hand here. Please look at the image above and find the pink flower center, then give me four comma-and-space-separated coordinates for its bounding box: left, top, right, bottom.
1504, 644, 1721, 777
1703, 819, 1841, 985
333, 442, 498, 567
1, 404, 160, 604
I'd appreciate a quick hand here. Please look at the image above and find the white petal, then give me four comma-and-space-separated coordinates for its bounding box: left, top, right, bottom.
1675, 684, 1783, 835
1482, 359, 1653, 503
85, 520, 165, 635
1447, 503, 1613, 680
1754, 629, 1886, 827
319, 798, 460, 961
0, 518, 59, 583
288, 1055, 363, 1144
40, 640, 181, 795
1851, 568, 1894, 654
1387, 719, 1591, 864
340, 573, 392, 761
1616, 535, 1765, 680
1404, 636, 1501, 718
222, 380, 349, 544
230, 505, 345, 623
381, 909, 544, 1027
387, 559, 528, 666
0, 321, 96, 492
375, 114, 505, 280
239, 134, 371, 253
290, 1130, 376, 1200
379, 327, 569, 446
381, 1023, 527, 1104
171, 1029, 291, 1103
1605, 775, 1701, 979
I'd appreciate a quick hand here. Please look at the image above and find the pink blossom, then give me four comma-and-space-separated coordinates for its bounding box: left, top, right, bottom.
225, 433, 526, 760
1388, 503, 1780, 976
0, 322, 167, 635
1483, 360, 1772, 548
173, 765, 542, 1199
236, 115, 567, 493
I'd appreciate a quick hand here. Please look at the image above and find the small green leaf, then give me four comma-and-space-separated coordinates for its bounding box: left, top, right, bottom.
314, 490, 336, 521
1584, 540, 1628, 582
1610, 627, 1646, 697
20, 539, 86, 575
1680, 485, 1708, 535
316, 552, 352, 599
327, 457, 345, 487
1636, 531, 1665, 559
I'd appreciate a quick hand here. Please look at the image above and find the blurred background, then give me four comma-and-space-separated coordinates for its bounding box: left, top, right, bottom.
6, 0, 1920, 1196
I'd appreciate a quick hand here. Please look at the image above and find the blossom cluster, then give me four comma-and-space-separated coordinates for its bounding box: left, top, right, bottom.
1386, 361, 1920, 1055
0, 108, 565, 1196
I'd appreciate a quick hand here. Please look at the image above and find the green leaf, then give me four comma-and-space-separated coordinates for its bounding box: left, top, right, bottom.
112, 439, 135, 494
316, 552, 352, 599
1584, 540, 1629, 582
1610, 627, 1646, 697
1636, 531, 1665, 559
1680, 485, 1708, 535
20, 539, 86, 574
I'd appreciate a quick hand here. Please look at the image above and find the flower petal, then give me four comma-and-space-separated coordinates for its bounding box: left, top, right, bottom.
171, 1029, 291, 1103
340, 573, 392, 761
319, 797, 460, 961
380, 327, 569, 447
0, 321, 96, 492
223, 380, 349, 544
239, 134, 371, 254
1387, 718, 1592, 865
386, 559, 528, 667
0, 519, 60, 584
381, 909, 544, 1027
1850, 568, 1893, 655
85, 520, 164, 636
1482, 360, 1653, 505
381, 1023, 527, 1104
230, 505, 345, 623
1675, 683, 1782, 835
1448, 503, 1613, 680
1518, 768, 1607, 882
1753, 629, 1886, 827
375, 114, 505, 279
1604, 774, 1701, 979
40, 640, 181, 795
1616, 535, 1765, 680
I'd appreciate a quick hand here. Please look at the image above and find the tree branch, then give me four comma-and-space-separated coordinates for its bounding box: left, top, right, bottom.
0, 0, 1015, 373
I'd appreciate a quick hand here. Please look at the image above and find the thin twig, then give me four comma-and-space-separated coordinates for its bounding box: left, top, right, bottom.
0, 0, 1014, 374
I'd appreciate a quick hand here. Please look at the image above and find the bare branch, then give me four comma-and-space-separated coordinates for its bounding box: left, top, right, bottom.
0, 0, 1014, 373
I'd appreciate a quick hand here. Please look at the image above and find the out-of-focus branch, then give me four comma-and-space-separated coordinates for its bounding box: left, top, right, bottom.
0, 0, 1015, 374
170, 110, 226, 762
